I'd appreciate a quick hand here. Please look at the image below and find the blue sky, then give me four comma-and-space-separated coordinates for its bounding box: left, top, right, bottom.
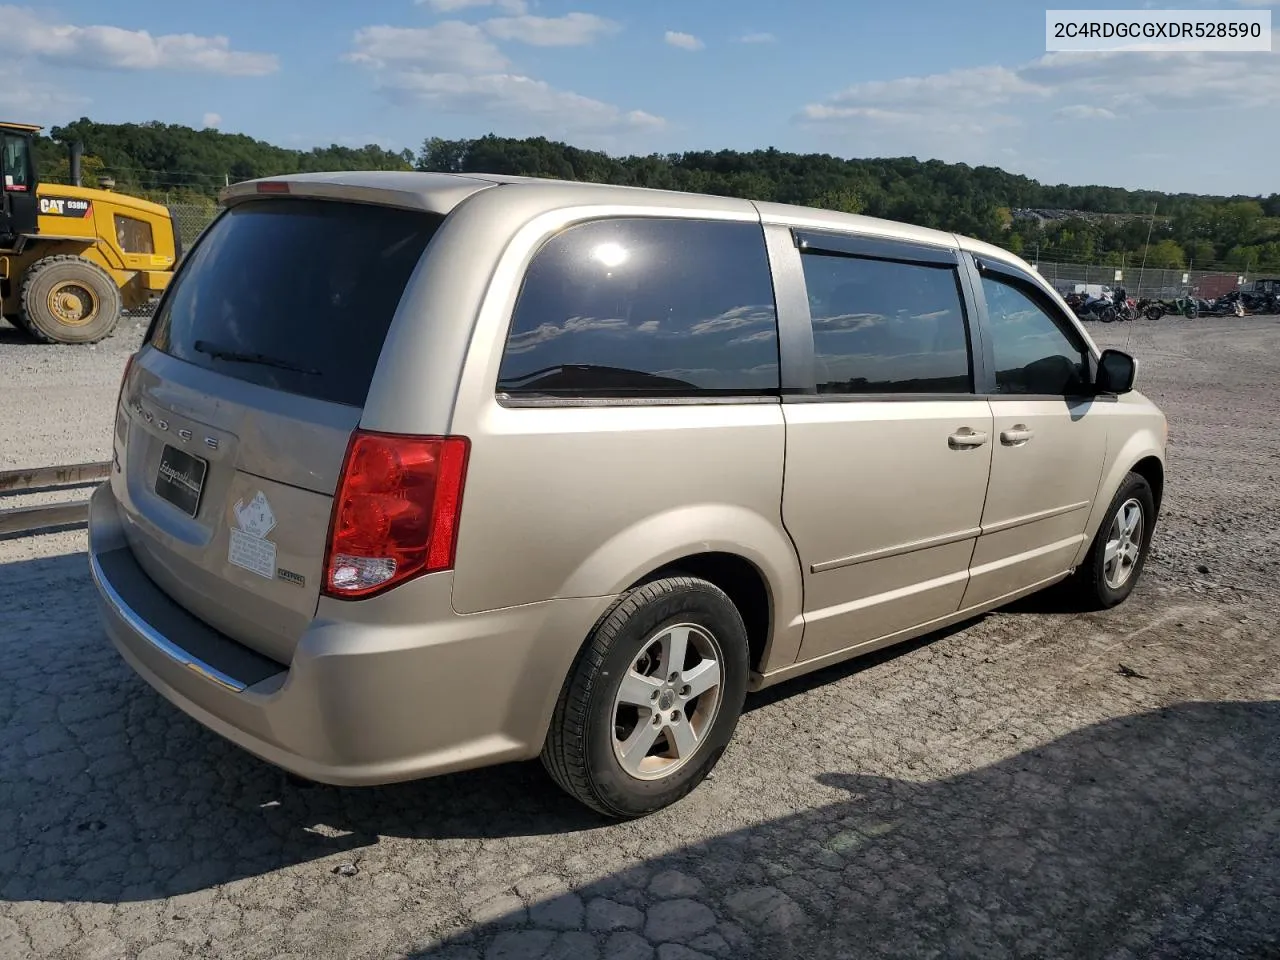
1, 0, 1276, 195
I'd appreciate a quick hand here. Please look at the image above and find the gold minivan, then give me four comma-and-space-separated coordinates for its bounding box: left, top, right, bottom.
89, 172, 1166, 817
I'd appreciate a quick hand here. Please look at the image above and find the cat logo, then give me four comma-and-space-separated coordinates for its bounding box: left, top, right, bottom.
38, 196, 92, 218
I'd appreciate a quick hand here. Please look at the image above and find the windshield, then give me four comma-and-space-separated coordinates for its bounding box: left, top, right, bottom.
149, 198, 442, 407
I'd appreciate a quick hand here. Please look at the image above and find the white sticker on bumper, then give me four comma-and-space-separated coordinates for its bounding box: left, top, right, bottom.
228, 528, 277, 580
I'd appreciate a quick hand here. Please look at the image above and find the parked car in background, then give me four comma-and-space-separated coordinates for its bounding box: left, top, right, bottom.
89, 172, 1168, 818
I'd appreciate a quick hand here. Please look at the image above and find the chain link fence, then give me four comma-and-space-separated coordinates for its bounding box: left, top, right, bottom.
168, 203, 219, 249
1031, 259, 1255, 299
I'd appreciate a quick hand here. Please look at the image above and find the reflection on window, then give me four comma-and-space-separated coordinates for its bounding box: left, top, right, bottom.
114, 215, 154, 254
981, 276, 1087, 395
498, 218, 780, 398
150, 200, 441, 407
799, 253, 971, 394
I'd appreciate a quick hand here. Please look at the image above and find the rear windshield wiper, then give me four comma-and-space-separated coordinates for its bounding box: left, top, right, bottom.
193, 340, 320, 376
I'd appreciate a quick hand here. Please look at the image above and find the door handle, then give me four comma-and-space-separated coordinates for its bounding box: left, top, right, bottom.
1000, 425, 1035, 446
948, 428, 989, 449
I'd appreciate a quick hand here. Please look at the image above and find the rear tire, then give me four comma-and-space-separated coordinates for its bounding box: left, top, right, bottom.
541, 577, 750, 818
19, 255, 122, 344
1065, 472, 1156, 610
1145, 306, 1164, 321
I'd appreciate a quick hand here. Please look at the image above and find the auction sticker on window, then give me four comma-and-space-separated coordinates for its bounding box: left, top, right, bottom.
228, 491, 277, 580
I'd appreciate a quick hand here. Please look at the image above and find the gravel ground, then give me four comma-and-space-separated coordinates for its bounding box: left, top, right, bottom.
0, 318, 148, 471
2, 315, 1279, 960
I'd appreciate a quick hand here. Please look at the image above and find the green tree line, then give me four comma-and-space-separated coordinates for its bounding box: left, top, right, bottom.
31, 120, 1280, 272
33, 118, 413, 209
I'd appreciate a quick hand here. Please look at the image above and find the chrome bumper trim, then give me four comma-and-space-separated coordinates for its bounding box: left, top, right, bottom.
89, 551, 247, 693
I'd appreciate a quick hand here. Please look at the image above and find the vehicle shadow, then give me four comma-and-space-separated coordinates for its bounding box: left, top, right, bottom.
0, 551, 608, 906
0, 316, 33, 344
4, 551, 1276, 958
411, 700, 1280, 960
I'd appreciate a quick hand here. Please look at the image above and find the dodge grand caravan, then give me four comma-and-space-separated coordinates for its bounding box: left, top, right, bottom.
89, 172, 1167, 818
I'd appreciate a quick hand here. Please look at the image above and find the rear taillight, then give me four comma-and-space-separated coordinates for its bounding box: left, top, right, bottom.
116, 353, 136, 411
112, 353, 136, 472
323, 430, 470, 599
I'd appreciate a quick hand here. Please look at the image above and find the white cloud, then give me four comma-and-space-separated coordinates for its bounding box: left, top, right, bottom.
1022, 45, 1280, 111
1054, 104, 1118, 121
348, 10, 661, 139
802, 43, 1280, 138
664, 31, 705, 51
735, 32, 777, 44
0, 64, 87, 117
202, 112, 222, 128
812, 65, 1048, 113
483, 13, 620, 47
345, 22, 508, 72
417, 0, 527, 12
797, 40, 1280, 190
798, 65, 1044, 148
1, 5, 278, 76
379, 71, 664, 133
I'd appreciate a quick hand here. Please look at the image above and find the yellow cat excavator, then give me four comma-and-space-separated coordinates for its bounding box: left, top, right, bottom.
1, 121, 179, 343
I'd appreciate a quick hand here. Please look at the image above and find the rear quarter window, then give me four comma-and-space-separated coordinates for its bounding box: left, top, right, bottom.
497, 217, 780, 400
149, 199, 442, 407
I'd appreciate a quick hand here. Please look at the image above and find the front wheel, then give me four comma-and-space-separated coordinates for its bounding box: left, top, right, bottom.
1145, 306, 1164, 321
1100, 306, 1116, 323
1066, 472, 1157, 610
542, 577, 750, 818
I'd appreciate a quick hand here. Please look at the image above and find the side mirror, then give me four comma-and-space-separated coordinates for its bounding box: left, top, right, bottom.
1095, 349, 1137, 394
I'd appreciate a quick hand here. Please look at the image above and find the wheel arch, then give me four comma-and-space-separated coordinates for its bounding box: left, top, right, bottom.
554, 504, 806, 678
1130, 455, 1164, 513
1073, 432, 1166, 568
632, 552, 775, 675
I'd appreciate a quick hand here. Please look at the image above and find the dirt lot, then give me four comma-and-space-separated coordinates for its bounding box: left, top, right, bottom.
1, 315, 1278, 960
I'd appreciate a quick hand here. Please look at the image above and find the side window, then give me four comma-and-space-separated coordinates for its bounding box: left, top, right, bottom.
799, 252, 972, 394
981, 275, 1089, 396
2, 135, 31, 191
497, 218, 779, 399
115, 215, 155, 254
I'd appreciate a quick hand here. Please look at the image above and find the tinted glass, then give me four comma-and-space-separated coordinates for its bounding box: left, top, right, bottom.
498, 218, 779, 398
2, 135, 30, 190
800, 253, 971, 394
981, 275, 1088, 395
150, 200, 441, 407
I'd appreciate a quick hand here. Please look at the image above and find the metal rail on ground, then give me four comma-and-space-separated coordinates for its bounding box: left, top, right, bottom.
0, 461, 111, 535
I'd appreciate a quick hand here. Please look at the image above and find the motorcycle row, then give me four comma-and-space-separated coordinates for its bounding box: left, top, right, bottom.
1065, 288, 1280, 323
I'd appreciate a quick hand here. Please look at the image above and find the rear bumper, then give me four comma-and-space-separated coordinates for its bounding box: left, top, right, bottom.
88, 482, 611, 785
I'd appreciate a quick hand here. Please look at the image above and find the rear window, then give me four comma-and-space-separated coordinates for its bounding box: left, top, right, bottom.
149, 199, 442, 407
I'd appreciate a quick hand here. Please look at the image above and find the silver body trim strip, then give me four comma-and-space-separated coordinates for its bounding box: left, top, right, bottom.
811, 526, 982, 574
981, 500, 1091, 536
